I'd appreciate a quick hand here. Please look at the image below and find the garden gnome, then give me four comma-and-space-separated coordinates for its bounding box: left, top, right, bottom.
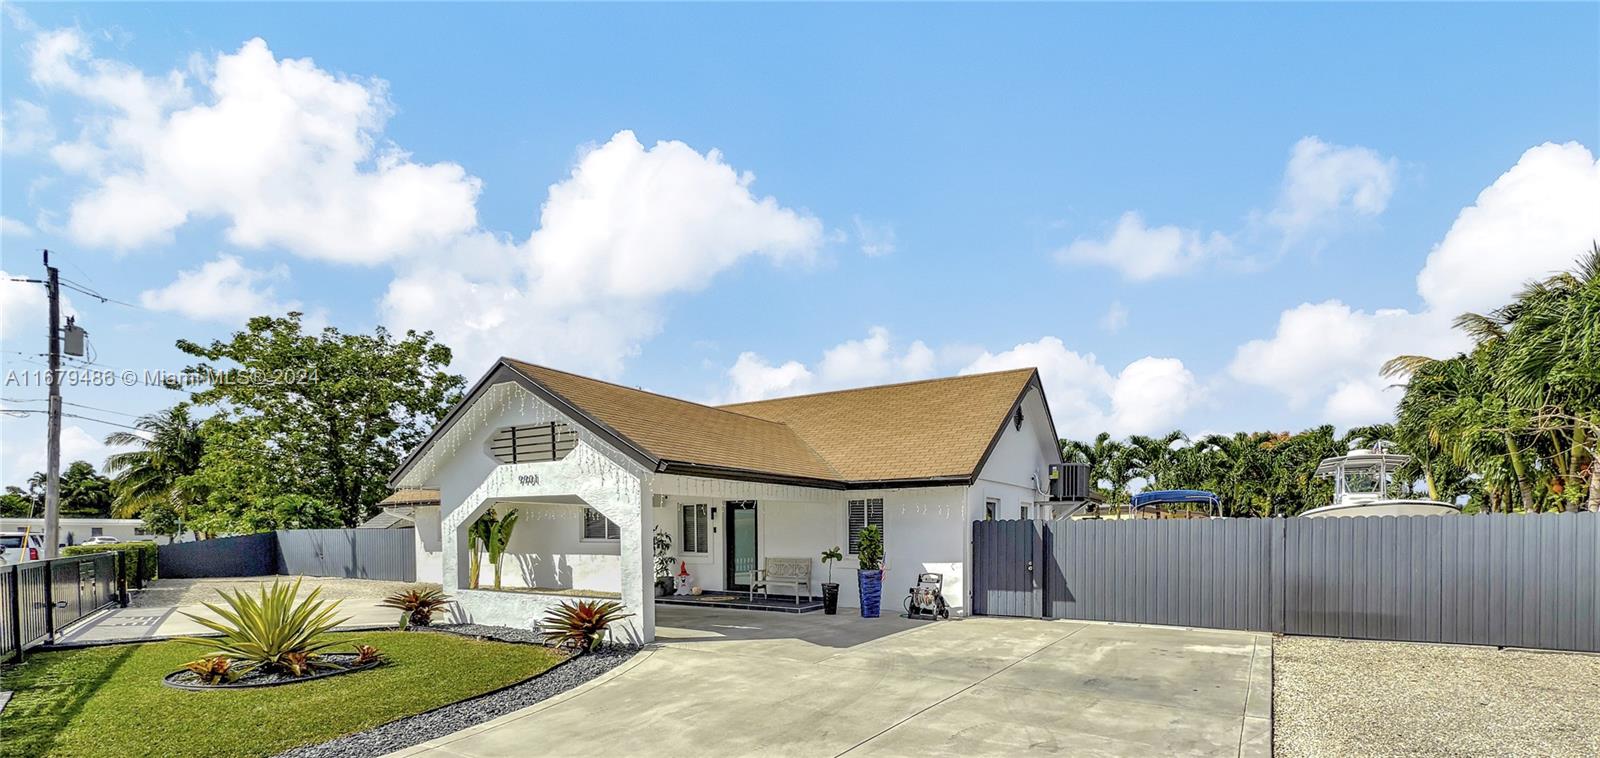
675, 560, 693, 596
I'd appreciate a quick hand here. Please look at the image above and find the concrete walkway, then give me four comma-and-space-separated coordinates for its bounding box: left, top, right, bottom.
388, 605, 1270, 757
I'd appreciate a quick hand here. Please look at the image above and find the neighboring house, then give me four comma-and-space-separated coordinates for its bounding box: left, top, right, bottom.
391, 358, 1063, 643
359, 488, 439, 530
0, 517, 190, 545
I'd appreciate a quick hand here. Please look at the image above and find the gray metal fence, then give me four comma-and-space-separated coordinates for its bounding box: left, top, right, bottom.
158, 533, 279, 578
276, 529, 416, 581
972, 513, 1600, 653
2, 551, 121, 662
157, 529, 415, 582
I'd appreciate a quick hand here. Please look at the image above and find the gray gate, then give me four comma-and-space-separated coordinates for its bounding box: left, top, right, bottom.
971, 519, 1044, 617
158, 529, 416, 582
2, 551, 121, 662
972, 513, 1600, 653
276, 529, 416, 581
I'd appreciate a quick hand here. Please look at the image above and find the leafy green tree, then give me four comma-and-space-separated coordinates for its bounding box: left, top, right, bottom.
59, 461, 113, 518
0, 486, 36, 518
175, 312, 464, 527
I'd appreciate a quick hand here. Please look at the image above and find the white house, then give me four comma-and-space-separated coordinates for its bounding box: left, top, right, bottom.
0, 517, 189, 545
390, 358, 1063, 643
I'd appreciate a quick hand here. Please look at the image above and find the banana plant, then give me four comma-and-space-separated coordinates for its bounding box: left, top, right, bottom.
487, 508, 521, 590
467, 508, 498, 589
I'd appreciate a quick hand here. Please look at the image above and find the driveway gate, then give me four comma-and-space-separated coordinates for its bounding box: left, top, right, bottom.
970, 513, 1600, 653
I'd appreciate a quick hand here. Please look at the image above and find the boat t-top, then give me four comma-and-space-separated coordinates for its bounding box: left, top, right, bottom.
1301, 442, 1461, 518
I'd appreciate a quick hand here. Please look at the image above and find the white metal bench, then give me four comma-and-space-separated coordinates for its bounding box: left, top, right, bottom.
750, 557, 812, 603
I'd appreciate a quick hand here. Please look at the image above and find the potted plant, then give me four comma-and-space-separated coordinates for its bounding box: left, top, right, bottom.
820, 547, 843, 615
653, 526, 676, 597
855, 525, 884, 618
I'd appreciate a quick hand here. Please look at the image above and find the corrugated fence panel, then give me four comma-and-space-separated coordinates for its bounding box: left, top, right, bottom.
1035, 518, 1274, 632
977, 513, 1598, 653
159, 533, 279, 578
276, 529, 416, 581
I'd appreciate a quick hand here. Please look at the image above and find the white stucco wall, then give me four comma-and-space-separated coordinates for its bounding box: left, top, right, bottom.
411, 381, 654, 643
412, 506, 443, 584
493, 502, 621, 592
968, 384, 1057, 521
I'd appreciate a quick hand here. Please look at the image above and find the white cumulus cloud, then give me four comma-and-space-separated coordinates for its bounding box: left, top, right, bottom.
1230, 141, 1600, 427
383, 131, 825, 377
31, 30, 480, 261
139, 254, 299, 323
716, 326, 937, 403
1268, 136, 1397, 238
1057, 211, 1233, 281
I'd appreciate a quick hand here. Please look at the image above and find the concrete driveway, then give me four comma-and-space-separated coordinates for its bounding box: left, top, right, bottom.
390, 605, 1270, 757
52, 576, 418, 644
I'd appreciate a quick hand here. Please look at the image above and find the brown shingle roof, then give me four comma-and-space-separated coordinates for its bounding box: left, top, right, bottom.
505, 361, 842, 482
505, 360, 1037, 485
379, 488, 440, 506
720, 369, 1037, 482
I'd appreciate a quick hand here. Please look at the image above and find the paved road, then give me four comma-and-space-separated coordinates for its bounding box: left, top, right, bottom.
389, 605, 1270, 757
54, 576, 417, 644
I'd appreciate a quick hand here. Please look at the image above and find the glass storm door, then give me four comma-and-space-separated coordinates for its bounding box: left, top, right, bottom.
725, 501, 758, 590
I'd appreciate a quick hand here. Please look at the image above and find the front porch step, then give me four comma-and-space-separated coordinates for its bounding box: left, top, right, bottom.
654, 594, 825, 613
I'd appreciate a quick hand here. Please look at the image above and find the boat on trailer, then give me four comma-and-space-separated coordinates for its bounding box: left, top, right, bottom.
1301, 442, 1461, 518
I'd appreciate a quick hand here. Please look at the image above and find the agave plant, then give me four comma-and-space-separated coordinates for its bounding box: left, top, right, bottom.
540, 599, 632, 654
379, 586, 453, 628
174, 578, 350, 675
181, 656, 238, 685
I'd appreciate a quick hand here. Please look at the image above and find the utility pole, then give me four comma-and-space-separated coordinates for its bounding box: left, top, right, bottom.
43, 249, 61, 560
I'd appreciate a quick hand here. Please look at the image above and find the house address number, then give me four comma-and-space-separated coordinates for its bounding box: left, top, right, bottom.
518, 474, 540, 486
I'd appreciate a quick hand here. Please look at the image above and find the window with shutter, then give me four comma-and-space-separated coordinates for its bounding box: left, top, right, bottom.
680, 503, 709, 555
581, 507, 620, 541
488, 422, 578, 464
847, 497, 884, 555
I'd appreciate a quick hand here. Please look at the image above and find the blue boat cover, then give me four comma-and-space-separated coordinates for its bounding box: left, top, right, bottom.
1131, 489, 1220, 510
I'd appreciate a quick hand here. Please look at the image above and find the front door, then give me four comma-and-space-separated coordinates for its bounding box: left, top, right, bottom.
725, 500, 758, 591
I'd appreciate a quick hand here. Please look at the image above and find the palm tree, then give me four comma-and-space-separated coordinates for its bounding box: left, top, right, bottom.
103, 405, 206, 520
1126, 431, 1186, 491
1062, 432, 1123, 502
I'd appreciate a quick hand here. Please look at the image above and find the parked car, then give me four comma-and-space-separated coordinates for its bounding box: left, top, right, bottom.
0, 532, 47, 564
79, 535, 123, 547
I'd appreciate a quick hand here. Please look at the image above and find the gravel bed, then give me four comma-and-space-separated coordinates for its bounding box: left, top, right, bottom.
274, 625, 636, 758
1275, 636, 1600, 757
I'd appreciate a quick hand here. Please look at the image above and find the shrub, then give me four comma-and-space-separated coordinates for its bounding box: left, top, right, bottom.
174, 578, 349, 676
540, 600, 632, 654
63, 541, 158, 587
181, 656, 238, 685
379, 587, 453, 628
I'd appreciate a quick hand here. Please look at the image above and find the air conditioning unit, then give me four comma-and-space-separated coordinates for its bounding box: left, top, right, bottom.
1048, 463, 1090, 501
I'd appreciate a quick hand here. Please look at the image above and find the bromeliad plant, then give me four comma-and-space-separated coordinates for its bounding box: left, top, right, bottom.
181, 656, 238, 685
175, 578, 350, 676
540, 599, 632, 654
380, 586, 453, 628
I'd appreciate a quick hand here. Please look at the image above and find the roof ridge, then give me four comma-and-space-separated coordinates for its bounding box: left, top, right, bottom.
503, 358, 794, 426
505, 358, 847, 480
719, 366, 1037, 407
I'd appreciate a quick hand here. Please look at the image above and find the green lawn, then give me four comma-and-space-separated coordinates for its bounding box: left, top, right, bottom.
0, 631, 566, 758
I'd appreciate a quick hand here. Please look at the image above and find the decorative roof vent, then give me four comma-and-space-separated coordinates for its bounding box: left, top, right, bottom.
488, 422, 577, 464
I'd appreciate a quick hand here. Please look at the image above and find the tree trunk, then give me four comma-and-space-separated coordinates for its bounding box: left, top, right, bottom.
1504, 434, 1536, 512
1423, 464, 1439, 502
1588, 454, 1600, 513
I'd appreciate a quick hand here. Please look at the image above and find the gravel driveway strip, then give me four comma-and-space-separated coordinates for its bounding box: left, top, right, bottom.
273, 624, 636, 758
1274, 636, 1600, 757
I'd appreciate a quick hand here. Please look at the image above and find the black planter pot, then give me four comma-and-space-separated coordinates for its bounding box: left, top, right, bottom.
821, 582, 840, 615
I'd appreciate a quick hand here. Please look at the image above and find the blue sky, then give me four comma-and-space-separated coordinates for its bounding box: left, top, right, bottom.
2, 3, 1598, 484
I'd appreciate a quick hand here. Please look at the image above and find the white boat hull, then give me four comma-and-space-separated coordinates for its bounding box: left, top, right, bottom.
1301, 499, 1462, 518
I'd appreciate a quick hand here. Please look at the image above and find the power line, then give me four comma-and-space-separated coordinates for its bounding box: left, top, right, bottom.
0, 407, 146, 432
59, 278, 142, 309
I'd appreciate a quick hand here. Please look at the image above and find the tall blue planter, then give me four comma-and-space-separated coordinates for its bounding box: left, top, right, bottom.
857, 569, 883, 618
